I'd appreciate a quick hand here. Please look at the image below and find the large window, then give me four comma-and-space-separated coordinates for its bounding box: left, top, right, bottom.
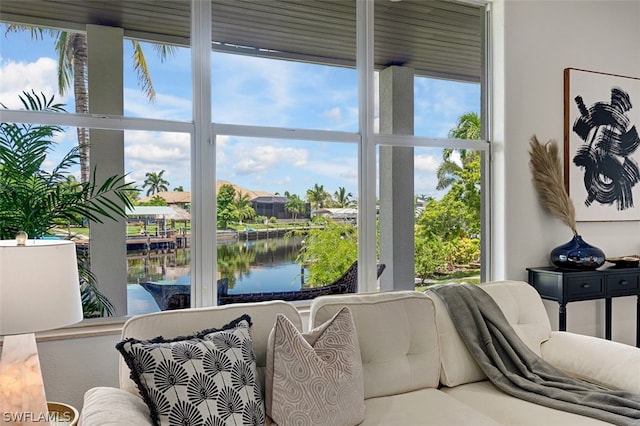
0, 0, 489, 318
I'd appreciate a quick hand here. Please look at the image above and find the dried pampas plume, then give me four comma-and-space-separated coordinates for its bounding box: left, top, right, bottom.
528, 135, 578, 236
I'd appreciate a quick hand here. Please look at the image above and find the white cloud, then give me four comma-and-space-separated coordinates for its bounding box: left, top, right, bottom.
413, 152, 443, 198
0, 57, 71, 108
323, 107, 342, 123
123, 88, 192, 121
232, 144, 308, 175
212, 54, 296, 126
302, 157, 358, 192
414, 152, 441, 173
124, 131, 190, 188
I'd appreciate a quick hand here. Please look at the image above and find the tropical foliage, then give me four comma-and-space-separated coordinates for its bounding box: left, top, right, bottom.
142, 170, 170, 195
306, 183, 330, 211
216, 184, 256, 229
5, 24, 175, 183
0, 92, 134, 316
333, 186, 354, 207
230, 191, 256, 225
216, 184, 237, 229
415, 111, 481, 280
284, 194, 307, 220
138, 195, 168, 206
294, 216, 357, 286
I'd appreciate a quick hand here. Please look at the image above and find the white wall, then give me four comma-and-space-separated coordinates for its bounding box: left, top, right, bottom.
38, 333, 121, 410
497, 0, 640, 344
15, 0, 640, 411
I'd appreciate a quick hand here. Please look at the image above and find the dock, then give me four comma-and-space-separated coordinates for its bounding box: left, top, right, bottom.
73, 225, 316, 252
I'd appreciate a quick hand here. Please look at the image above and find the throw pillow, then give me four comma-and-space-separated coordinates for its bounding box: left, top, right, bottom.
265, 307, 365, 426
116, 315, 264, 426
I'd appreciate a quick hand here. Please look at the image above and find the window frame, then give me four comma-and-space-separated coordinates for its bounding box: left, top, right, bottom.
0, 0, 492, 319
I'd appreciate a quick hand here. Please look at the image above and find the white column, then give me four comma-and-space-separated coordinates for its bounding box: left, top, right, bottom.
87, 24, 126, 315
379, 66, 415, 291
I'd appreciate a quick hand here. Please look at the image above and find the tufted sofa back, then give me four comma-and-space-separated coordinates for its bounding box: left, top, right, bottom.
425, 280, 552, 387
118, 300, 303, 396
310, 291, 440, 399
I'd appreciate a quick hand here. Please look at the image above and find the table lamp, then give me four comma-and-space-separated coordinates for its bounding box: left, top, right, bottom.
0, 234, 83, 425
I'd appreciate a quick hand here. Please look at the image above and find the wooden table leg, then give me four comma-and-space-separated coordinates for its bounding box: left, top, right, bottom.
636, 295, 640, 348
605, 297, 612, 340
559, 303, 567, 332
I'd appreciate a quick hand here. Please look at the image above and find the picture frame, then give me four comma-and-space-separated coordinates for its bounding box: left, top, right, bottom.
564, 68, 640, 221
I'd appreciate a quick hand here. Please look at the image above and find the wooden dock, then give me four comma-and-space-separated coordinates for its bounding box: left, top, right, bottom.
74, 233, 190, 252
73, 226, 313, 251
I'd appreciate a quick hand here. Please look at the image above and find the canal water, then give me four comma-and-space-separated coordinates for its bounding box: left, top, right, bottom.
127, 235, 306, 315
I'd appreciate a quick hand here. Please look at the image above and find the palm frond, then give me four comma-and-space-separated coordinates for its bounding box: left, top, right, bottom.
55, 32, 73, 95
78, 248, 115, 317
131, 40, 156, 102
528, 135, 577, 235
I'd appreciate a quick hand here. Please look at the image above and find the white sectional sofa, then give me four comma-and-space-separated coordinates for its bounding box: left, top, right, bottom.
80, 280, 640, 425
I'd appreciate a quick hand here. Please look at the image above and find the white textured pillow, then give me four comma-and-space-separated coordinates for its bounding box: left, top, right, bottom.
117, 315, 264, 426
265, 307, 365, 426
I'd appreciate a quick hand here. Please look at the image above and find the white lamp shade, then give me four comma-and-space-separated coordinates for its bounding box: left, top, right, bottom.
0, 239, 83, 335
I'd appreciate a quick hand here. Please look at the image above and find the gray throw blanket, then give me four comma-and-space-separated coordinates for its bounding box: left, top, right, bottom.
429, 283, 640, 426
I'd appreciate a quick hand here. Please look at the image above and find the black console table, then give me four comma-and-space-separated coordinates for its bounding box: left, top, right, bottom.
527, 266, 640, 347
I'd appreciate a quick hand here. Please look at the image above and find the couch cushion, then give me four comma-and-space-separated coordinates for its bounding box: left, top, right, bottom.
80, 387, 153, 426
425, 280, 553, 387
480, 280, 552, 354
266, 307, 365, 426
441, 380, 614, 426
310, 291, 440, 399
360, 388, 501, 426
541, 331, 640, 393
119, 300, 302, 396
117, 315, 264, 426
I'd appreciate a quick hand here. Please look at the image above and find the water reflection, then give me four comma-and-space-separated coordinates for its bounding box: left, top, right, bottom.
127, 235, 305, 315
218, 236, 304, 289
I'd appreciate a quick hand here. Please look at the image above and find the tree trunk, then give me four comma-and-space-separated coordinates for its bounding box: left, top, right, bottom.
72, 33, 90, 183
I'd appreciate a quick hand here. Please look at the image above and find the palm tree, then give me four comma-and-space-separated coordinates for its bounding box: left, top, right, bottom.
142, 170, 169, 196
436, 112, 481, 191
230, 191, 256, 225
285, 194, 307, 220
433, 111, 482, 235
306, 183, 330, 211
333, 186, 354, 207
4, 25, 175, 183
448, 111, 481, 140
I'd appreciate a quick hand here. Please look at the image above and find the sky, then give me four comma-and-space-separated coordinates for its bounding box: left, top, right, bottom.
0, 26, 480, 200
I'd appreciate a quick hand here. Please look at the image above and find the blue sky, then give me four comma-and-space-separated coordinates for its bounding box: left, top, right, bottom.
0, 26, 480, 200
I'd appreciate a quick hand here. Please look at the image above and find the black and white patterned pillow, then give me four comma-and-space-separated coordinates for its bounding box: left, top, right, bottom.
116, 315, 264, 426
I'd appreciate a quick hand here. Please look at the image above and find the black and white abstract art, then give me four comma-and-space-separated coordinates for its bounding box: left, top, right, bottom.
564, 68, 640, 221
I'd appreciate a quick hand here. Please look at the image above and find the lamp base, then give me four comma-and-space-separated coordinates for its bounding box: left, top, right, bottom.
0, 333, 50, 425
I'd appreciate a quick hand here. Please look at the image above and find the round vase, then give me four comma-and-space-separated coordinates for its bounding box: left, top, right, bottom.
549, 235, 605, 270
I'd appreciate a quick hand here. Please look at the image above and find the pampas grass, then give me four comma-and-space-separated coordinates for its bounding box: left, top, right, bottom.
528, 135, 578, 236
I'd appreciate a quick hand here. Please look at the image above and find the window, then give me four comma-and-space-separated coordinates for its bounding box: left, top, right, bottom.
373, 0, 488, 290
0, 0, 489, 318
123, 39, 192, 121
214, 135, 358, 299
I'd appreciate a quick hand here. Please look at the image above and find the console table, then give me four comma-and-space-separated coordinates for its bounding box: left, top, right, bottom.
526, 266, 640, 347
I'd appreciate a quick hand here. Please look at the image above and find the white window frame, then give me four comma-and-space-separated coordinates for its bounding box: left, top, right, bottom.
0, 0, 492, 318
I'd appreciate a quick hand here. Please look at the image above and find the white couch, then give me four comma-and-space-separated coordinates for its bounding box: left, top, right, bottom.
80, 280, 640, 425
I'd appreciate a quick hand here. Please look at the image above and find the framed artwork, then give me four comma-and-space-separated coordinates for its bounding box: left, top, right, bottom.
564, 68, 640, 221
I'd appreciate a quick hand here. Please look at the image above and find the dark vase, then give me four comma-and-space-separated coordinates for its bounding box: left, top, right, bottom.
549, 235, 605, 270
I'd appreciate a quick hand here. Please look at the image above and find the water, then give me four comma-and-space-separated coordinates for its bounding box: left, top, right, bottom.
127, 236, 305, 315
